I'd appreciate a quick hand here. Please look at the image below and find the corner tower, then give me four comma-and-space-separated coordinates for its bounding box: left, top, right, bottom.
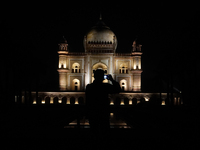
131, 40, 142, 91
57, 36, 69, 91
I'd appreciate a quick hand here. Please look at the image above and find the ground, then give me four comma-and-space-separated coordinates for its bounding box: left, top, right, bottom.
2, 104, 199, 149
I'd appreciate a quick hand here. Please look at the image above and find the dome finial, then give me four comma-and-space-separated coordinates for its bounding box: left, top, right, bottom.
61, 35, 67, 43
99, 13, 102, 20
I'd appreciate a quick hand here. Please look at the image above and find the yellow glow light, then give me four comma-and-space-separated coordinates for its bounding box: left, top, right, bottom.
58, 100, 62, 103
120, 101, 124, 105
161, 101, 165, 105
41, 100, 45, 104
33, 101, 37, 104
129, 100, 132, 105
145, 97, 149, 101
110, 100, 114, 105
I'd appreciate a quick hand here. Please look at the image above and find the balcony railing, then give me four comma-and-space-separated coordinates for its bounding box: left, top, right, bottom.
14, 91, 182, 106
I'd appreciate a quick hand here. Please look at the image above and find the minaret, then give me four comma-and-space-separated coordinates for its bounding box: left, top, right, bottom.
131, 40, 143, 91
57, 36, 69, 91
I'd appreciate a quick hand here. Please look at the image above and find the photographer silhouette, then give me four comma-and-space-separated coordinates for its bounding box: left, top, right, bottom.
86, 69, 121, 134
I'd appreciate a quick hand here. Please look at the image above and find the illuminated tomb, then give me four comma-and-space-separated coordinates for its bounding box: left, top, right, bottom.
58, 17, 142, 92
17, 16, 182, 107
14, 16, 183, 129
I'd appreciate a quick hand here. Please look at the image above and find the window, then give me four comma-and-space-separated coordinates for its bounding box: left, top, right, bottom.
121, 82, 125, 91
75, 82, 78, 91
60, 44, 67, 50
75, 66, 78, 73
120, 79, 127, 91
122, 67, 125, 73
119, 64, 128, 74
72, 63, 81, 73
72, 79, 80, 91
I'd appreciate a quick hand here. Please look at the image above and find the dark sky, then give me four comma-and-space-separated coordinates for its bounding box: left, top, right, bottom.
1, 3, 199, 93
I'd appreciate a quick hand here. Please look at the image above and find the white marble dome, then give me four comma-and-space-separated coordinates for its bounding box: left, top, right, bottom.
84, 19, 117, 51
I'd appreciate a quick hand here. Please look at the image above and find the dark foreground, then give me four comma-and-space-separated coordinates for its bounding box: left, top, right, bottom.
2, 104, 199, 149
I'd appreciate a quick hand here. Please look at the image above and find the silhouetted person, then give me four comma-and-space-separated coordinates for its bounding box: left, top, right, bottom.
86, 69, 121, 137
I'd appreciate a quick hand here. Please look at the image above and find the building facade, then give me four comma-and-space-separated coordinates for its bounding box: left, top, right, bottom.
57, 18, 142, 92
15, 17, 182, 106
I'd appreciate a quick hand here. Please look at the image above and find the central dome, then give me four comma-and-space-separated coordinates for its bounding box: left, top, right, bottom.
87, 28, 115, 43
84, 19, 117, 53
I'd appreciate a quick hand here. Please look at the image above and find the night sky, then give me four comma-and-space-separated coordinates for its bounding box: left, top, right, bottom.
1, 3, 199, 96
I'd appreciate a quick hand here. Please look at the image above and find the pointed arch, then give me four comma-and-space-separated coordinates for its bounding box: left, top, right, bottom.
119, 63, 128, 74
120, 79, 127, 91
92, 62, 107, 70
72, 63, 81, 73
72, 79, 80, 91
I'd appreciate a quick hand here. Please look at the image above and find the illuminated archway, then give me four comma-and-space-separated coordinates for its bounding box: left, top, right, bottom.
120, 79, 127, 91
72, 63, 81, 73
72, 79, 80, 91
119, 63, 128, 74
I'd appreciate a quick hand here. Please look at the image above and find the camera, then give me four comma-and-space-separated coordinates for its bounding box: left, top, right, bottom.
104, 74, 113, 81
104, 75, 108, 80
104, 75, 110, 80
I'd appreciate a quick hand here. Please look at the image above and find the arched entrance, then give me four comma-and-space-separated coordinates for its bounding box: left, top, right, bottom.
120, 79, 127, 91
92, 62, 108, 83
72, 79, 80, 91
